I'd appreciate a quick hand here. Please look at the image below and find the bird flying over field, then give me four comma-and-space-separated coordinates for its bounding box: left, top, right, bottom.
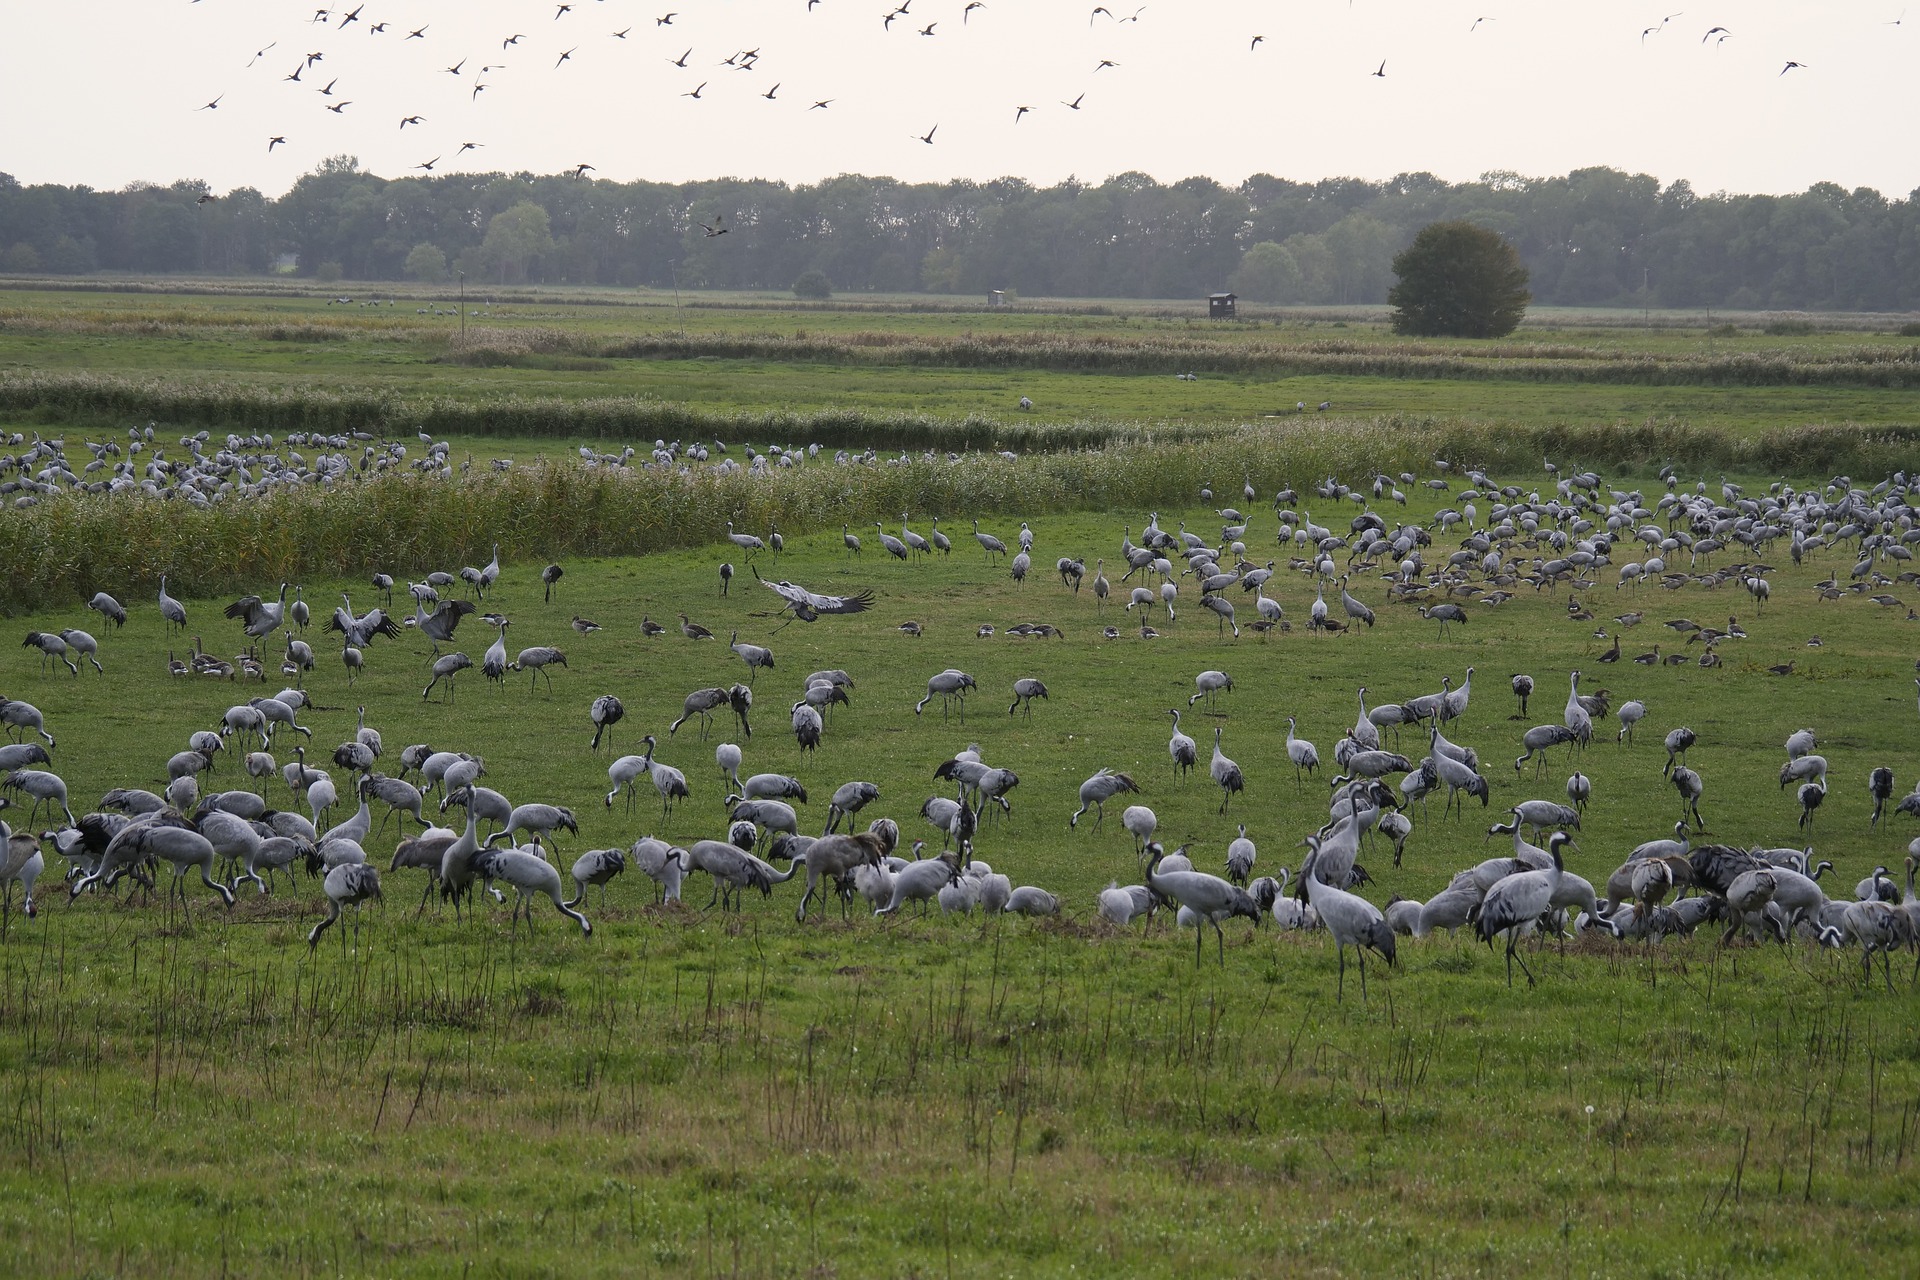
755, 569, 875, 623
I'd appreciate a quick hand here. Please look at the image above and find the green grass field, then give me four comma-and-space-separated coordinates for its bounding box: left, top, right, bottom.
1, 281, 1918, 1277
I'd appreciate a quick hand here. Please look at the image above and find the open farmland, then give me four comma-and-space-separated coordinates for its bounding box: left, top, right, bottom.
0, 283, 1918, 1277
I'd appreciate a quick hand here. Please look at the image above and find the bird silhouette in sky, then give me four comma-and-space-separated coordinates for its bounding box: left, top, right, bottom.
555, 4, 573, 18
1702, 25, 1730, 43
199, 94, 224, 110
964, 2, 985, 23
699, 217, 728, 236
445, 59, 465, 75
503, 34, 525, 48
458, 141, 483, 153
668, 48, 691, 67
246, 41, 277, 67
916, 123, 938, 143
572, 163, 595, 179
810, 98, 833, 109
1062, 92, 1084, 109
400, 115, 424, 128
657, 13, 677, 25
1250, 35, 1264, 49
1095, 59, 1119, 71
326, 100, 352, 113
761, 82, 780, 99
683, 81, 706, 98
406, 25, 427, 39
1014, 104, 1031, 122
555, 47, 577, 67
284, 64, 304, 82
1780, 59, 1807, 74
920, 21, 937, 35
1470, 16, 1493, 31
1372, 60, 1386, 77
613, 27, 631, 38
415, 157, 439, 172
267, 136, 286, 152
339, 4, 362, 27
318, 77, 337, 95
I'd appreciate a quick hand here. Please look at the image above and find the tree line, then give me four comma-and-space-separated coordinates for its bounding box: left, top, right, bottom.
3, 157, 1917, 312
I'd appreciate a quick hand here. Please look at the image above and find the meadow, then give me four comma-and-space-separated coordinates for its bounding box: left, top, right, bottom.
0, 280, 1918, 1277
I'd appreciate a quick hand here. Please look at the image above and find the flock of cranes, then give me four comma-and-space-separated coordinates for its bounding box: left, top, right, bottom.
6, 445, 1920, 998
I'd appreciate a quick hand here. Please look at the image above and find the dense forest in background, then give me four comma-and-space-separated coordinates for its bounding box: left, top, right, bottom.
2, 158, 1917, 312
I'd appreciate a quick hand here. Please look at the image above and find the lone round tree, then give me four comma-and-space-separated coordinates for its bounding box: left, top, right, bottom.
1387, 221, 1530, 337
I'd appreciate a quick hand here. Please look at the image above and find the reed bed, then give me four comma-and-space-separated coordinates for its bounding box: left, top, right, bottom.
6, 415, 1918, 614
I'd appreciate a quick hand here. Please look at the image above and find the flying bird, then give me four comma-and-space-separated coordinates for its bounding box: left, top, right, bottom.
699, 217, 728, 236
285, 64, 305, 81
1371, 60, 1386, 77
571, 163, 596, 179
325, 101, 352, 112
613, 27, 631, 38
1090, 6, 1112, 23
761, 82, 780, 99
338, 4, 362, 26
415, 157, 439, 172
916, 123, 937, 143
1014, 104, 1031, 121
964, 2, 985, 22
1701, 25, 1729, 42
555, 47, 577, 67
246, 42, 278, 67
503, 34, 525, 48
1094, 59, 1119, 71
657, 13, 677, 25
683, 80, 707, 97
810, 99, 833, 109
318, 77, 338, 94
1250, 35, 1264, 49
919, 21, 937, 35
406, 25, 427, 39
458, 141, 483, 153
1780, 59, 1807, 74
555, 3, 573, 17
199, 94, 224, 110
1062, 92, 1085, 109
268, 136, 286, 151
755, 570, 874, 622
668, 48, 692, 66
400, 115, 425, 128
444, 59, 465, 75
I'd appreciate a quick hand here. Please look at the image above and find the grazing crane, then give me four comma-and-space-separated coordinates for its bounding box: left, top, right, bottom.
1285, 716, 1320, 785
1663, 726, 1696, 777
1420, 603, 1467, 637
1145, 845, 1258, 967
542, 562, 564, 602
22, 632, 77, 676
86, 591, 127, 629
1616, 699, 1646, 743
669, 687, 732, 739
1476, 832, 1570, 987
1671, 765, 1706, 828
1069, 768, 1139, 828
637, 736, 689, 818
825, 780, 881, 833
565, 848, 626, 910
791, 700, 823, 753
1009, 677, 1048, 717
1167, 709, 1198, 779
972, 518, 1008, 560
792, 830, 888, 921
307, 863, 382, 950
1301, 855, 1396, 1000
473, 846, 592, 935
422, 651, 472, 701
511, 645, 568, 693
916, 669, 976, 720
589, 694, 624, 750
1190, 669, 1233, 708
715, 741, 744, 791
3, 770, 75, 826
1210, 726, 1244, 814
57, 629, 103, 674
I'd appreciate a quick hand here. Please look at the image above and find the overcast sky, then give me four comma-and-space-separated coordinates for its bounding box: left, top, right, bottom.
4, 1, 1909, 198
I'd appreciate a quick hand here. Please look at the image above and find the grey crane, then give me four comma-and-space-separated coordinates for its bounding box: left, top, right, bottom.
411, 599, 476, 652
669, 686, 731, 738
1869, 766, 1895, 826
685, 838, 776, 910
928, 517, 952, 555
86, 591, 127, 629
1515, 724, 1578, 776
1211, 726, 1244, 814
899, 515, 930, 556
1339, 576, 1375, 628
873, 523, 909, 561
1145, 845, 1258, 967
1420, 603, 1468, 637
841, 523, 862, 559
307, 863, 382, 949
1167, 709, 1198, 779
473, 846, 591, 935
565, 847, 626, 910
511, 645, 567, 693
225, 583, 291, 638
481, 621, 511, 689
422, 651, 472, 701
22, 632, 77, 676
916, 669, 977, 719
715, 742, 743, 791
971, 518, 1008, 561
729, 631, 774, 684
1225, 824, 1256, 886
725, 520, 766, 557
1069, 768, 1139, 828
1563, 671, 1593, 743
1616, 699, 1646, 743
1663, 725, 1696, 777
1190, 669, 1234, 708
1671, 764, 1706, 828
790, 700, 823, 752
157, 576, 188, 634
57, 628, 103, 674
793, 830, 888, 921
1009, 677, 1048, 717
589, 694, 624, 750
1004, 886, 1060, 916
637, 736, 689, 817
3, 770, 75, 826
1285, 716, 1320, 786
1476, 832, 1571, 987
490, 803, 579, 850
542, 563, 564, 602
1199, 594, 1239, 637
1302, 855, 1396, 999
755, 571, 876, 624
825, 780, 880, 832
1511, 673, 1533, 718
1567, 770, 1591, 813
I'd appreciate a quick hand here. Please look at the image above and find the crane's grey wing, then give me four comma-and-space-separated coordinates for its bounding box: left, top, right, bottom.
806, 588, 874, 615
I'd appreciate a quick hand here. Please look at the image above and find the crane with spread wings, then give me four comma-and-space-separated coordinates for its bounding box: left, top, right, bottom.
754, 567, 875, 625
